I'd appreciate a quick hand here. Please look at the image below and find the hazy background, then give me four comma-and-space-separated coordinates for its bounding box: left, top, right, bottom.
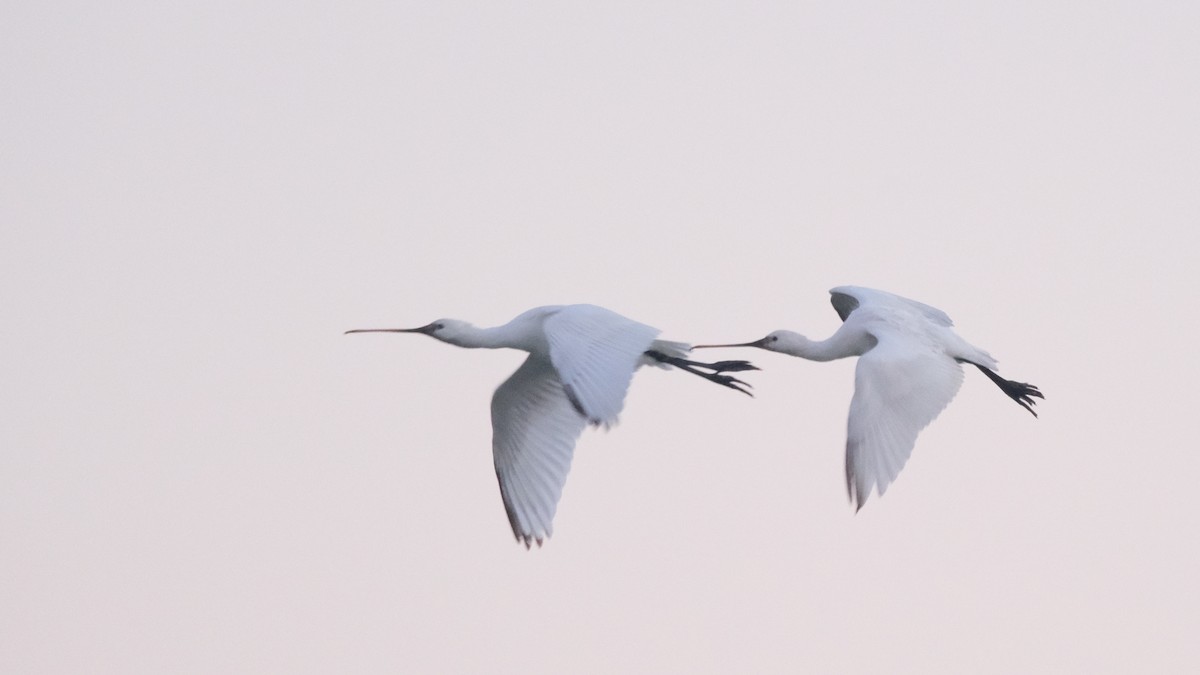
3, 1, 1197, 672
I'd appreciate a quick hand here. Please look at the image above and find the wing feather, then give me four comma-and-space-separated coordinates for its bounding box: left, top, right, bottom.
830, 291, 860, 322
491, 356, 588, 547
830, 286, 954, 327
845, 329, 964, 510
545, 305, 660, 426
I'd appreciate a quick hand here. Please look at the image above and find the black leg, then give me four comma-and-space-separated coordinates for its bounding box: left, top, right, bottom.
672, 357, 760, 373
644, 350, 757, 396
965, 362, 1044, 417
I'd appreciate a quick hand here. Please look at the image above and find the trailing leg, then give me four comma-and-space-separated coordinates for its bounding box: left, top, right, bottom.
644, 350, 757, 396
966, 362, 1044, 417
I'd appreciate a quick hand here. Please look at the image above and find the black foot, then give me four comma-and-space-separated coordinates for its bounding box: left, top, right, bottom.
644, 351, 757, 396
696, 359, 760, 373
999, 378, 1044, 417
970, 363, 1044, 417
697, 370, 755, 396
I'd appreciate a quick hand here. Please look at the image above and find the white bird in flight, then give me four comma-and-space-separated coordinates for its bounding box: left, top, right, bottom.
695, 286, 1043, 510
348, 304, 758, 548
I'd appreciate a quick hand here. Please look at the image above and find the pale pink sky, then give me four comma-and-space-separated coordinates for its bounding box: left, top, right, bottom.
3, 2, 1198, 673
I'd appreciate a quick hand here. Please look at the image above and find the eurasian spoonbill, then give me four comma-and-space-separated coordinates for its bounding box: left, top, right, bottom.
695, 286, 1042, 510
348, 304, 758, 547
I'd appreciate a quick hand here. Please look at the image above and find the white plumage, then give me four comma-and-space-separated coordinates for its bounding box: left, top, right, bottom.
696, 286, 1042, 510
348, 304, 755, 547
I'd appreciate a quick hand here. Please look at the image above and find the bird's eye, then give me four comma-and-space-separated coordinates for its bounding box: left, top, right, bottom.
770, 336, 779, 343
434, 323, 445, 330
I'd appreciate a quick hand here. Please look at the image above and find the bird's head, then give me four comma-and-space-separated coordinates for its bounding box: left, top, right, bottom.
694, 330, 801, 354
345, 319, 477, 346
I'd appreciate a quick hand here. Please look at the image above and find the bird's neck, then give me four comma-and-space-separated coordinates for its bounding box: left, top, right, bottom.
447, 324, 524, 350
780, 329, 869, 362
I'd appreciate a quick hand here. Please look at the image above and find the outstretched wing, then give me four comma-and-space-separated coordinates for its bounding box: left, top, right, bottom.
544, 305, 660, 426
845, 329, 964, 510
830, 286, 954, 327
491, 355, 589, 547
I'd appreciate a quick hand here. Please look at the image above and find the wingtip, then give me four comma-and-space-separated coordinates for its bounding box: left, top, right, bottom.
517, 533, 548, 549
846, 479, 868, 513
